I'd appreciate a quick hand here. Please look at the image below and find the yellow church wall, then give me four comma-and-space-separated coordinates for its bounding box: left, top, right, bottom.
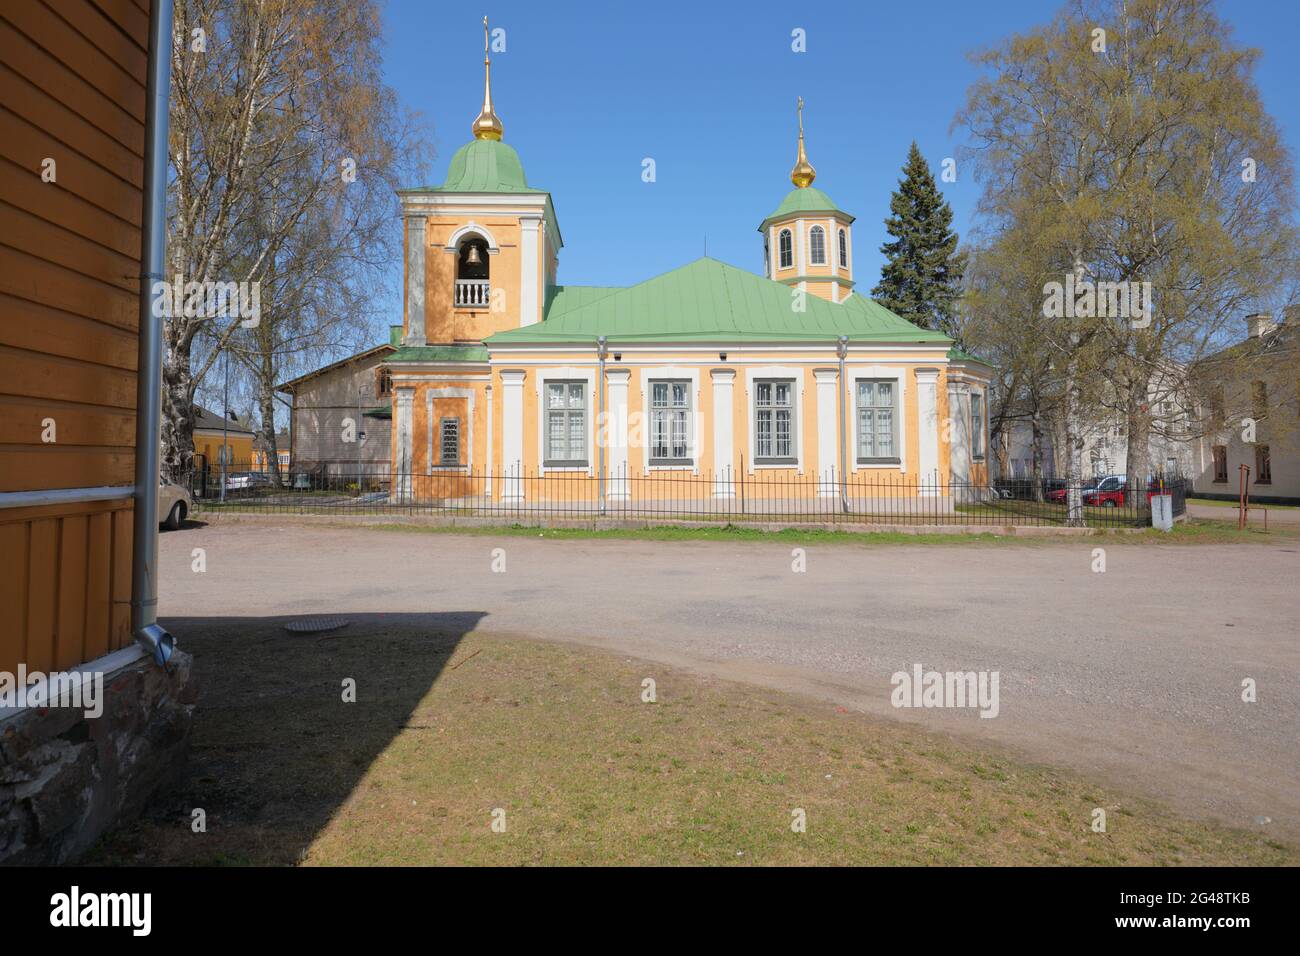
475, 350, 964, 503
421, 215, 531, 342
390, 372, 490, 499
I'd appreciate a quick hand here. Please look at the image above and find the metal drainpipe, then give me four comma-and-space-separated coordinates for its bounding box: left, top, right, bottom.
130, 0, 176, 666
597, 336, 607, 516
837, 335, 850, 513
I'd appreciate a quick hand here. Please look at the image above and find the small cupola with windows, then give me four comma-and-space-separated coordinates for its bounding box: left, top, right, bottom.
758, 97, 855, 303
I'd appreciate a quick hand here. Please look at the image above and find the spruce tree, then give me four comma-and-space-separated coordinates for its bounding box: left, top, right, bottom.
872, 142, 965, 334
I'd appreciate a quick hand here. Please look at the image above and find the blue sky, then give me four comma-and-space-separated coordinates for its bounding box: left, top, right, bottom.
380, 0, 1300, 294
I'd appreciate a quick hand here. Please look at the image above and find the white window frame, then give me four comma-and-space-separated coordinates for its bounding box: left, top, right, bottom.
849, 367, 907, 472
536, 367, 596, 473
809, 225, 826, 265
970, 390, 985, 461
854, 378, 901, 465
746, 366, 804, 472
640, 367, 701, 472
838, 228, 848, 268
778, 229, 793, 269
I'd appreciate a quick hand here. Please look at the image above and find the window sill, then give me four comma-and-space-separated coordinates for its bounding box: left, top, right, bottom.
857, 458, 901, 466
1254, 480, 1272, 485
754, 458, 798, 467
430, 464, 466, 472
1212, 479, 1228, 484
648, 458, 694, 467
543, 463, 589, 472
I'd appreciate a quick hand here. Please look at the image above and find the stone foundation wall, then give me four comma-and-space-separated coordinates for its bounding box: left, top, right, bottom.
0, 649, 195, 864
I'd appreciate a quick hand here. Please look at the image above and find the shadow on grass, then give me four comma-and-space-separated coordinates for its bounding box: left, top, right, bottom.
87, 612, 486, 865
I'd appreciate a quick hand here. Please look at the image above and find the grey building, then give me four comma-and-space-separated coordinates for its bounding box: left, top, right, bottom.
277, 335, 397, 479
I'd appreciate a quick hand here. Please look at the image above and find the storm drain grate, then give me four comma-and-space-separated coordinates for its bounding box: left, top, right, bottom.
283, 616, 351, 634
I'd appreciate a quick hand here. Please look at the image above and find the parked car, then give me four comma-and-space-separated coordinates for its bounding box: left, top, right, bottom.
159, 477, 192, 530
223, 471, 272, 491
1085, 476, 1174, 508
1081, 476, 1164, 512
1046, 477, 1095, 503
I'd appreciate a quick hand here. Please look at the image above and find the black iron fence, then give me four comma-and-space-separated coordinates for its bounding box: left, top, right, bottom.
190, 461, 1188, 528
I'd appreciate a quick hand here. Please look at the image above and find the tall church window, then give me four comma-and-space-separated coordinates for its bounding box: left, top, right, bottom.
778, 229, 793, 269
857, 380, 899, 463
838, 228, 848, 268
545, 381, 587, 466
649, 381, 691, 464
755, 380, 796, 464
809, 225, 826, 265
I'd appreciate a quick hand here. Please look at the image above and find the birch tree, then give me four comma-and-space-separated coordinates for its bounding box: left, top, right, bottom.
956, 0, 1297, 506
163, 0, 427, 480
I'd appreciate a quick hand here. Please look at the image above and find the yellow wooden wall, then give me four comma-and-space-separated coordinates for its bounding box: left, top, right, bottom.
0, 499, 135, 674
0, 0, 151, 674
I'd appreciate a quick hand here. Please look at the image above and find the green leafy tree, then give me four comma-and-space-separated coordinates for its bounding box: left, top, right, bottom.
957, 0, 1297, 487
872, 142, 966, 334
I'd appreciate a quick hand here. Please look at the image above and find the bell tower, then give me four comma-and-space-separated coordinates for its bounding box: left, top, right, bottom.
758, 98, 855, 303
396, 16, 561, 347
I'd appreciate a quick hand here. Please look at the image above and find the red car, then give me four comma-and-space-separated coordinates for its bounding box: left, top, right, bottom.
1081, 475, 1127, 507
1083, 475, 1169, 507
1046, 478, 1096, 503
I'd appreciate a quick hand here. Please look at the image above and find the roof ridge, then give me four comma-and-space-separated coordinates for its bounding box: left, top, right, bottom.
487, 256, 952, 345
713, 257, 740, 336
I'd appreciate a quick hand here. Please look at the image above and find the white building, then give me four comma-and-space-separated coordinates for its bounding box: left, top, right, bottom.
1190, 311, 1299, 502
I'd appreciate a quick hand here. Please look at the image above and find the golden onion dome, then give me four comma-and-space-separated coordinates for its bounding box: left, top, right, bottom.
790, 96, 816, 188
472, 16, 504, 141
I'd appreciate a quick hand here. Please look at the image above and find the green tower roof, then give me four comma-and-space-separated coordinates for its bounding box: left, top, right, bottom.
399, 139, 545, 195
758, 186, 854, 232
440, 138, 541, 193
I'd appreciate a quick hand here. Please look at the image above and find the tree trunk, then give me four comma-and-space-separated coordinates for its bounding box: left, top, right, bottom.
256, 348, 283, 487
1031, 412, 1045, 502
1062, 374, 1086, 527
161, 340, 197, 485
1124, 370, 1152, 486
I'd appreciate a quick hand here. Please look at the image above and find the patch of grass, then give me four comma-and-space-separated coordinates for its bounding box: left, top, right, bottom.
1151, 519, 1300, 544
343, 521, 1022, 547
1188, 496, 1299, 511
276, 515, 1296, 548
87, 622, 1296, 866
955, 500, 1150, 528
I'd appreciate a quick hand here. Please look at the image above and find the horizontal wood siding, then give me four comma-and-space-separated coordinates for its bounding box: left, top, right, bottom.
0, 0, 149, 672
0, 0, 147, 495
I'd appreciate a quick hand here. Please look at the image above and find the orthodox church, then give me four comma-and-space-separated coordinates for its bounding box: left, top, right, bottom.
384, 21, 991, 506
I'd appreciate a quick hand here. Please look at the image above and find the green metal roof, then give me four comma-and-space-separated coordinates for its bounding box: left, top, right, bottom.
397, 139, 562, 245
544, 284, 625, 317
430, 139, 542, 193
387, 344, 490, 363
758, 186, 854, 232
486, 258, 950, 346
947, 345, 995, 367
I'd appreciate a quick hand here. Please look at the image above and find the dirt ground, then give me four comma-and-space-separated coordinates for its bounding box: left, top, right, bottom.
154, 518, 1300, 843
87, 622, 1294, 866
